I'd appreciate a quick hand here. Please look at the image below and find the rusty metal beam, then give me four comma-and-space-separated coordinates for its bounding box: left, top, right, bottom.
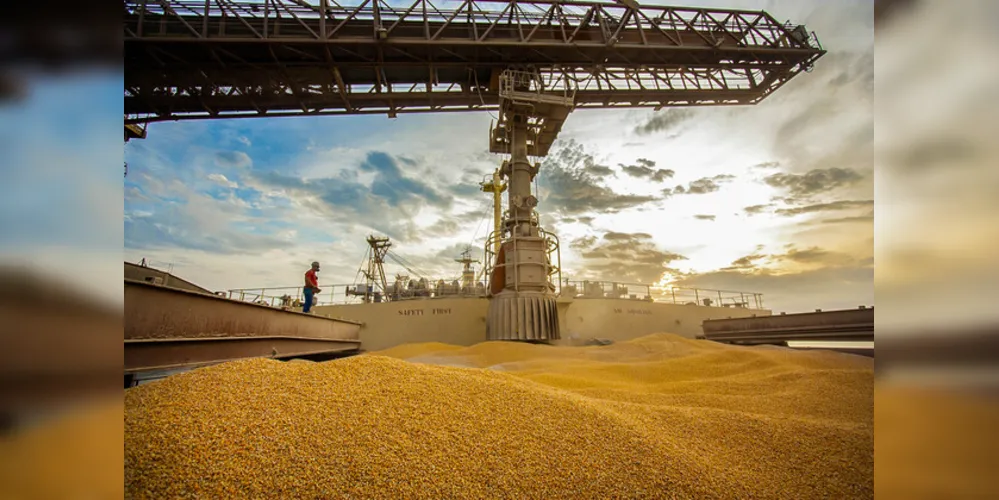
125, 278, 360, 339
702, 307, 874, 344
125, 336, 360, 372
125, 279, 361, 372
704, 326, 874, 344
1, 269, 123, 420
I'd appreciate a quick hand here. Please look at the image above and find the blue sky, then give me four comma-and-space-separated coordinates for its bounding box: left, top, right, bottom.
0, 70, 124, 306
119, 0, 876, 313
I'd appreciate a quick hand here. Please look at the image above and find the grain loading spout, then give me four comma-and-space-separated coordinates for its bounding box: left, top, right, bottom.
484, 70, 571, 342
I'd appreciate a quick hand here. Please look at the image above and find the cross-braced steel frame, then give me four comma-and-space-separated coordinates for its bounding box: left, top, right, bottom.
124, 0, 824, 124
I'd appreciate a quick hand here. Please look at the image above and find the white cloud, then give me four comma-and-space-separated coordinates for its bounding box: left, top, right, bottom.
207, 173, 238, 189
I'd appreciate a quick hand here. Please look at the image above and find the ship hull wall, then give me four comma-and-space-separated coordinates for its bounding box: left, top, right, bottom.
315, 298, 769, 351
560, 298, 767, 342
314, 298, 490, 351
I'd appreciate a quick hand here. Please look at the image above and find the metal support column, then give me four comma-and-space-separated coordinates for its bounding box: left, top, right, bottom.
484, 70, 573, 342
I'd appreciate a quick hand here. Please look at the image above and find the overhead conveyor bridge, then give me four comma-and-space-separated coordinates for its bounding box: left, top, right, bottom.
124, 0, 825, 126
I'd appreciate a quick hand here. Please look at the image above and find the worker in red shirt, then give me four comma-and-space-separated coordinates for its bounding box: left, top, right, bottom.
303, 261, 321, 313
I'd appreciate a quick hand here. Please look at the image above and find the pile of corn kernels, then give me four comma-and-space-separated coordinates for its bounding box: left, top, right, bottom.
121, 334, 873, 499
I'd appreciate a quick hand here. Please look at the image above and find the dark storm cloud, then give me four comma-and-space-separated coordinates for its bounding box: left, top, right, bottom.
540, 140, 658, 215
829, 49, 874, 92
619, 158, 675, 182
774, 199, 874, 217
247, 151, 450, 242
572, 231, 686, 284
889, 135, 981, 173
775, 247, 840, 265
214, 151, 252, 168
584, 162, 615, 177
254, 151, 448, 212
427, 218, 461, 235
694, 214, 716, 221
744, 204, 773, 216
448, 179, 484, 198
455, 208, 490, 223
723, 253, 768, 271
770, 51, 873, 148
767, 49, 874, 198
719, 244, 864, 273
665, 174, 736, 196
763, 167, 864, 198
434, 243, 482, 261
687, 179, 720, 194
603, 231, 653, 241
819, 213, 875, 224
753, 161, 781, 169
634, 109, 695, 135
571, 235, 598, 249
358, 152, 447, 208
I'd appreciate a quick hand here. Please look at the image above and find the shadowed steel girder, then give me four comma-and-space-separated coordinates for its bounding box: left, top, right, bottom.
702, 308, 874, 344
124, 0, 825, 123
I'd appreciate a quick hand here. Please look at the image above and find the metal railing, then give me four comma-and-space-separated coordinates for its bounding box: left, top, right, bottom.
483, 223, 563, 296
228, 273, 762, 311
227, 279, 490, 308
226, 285, 352, 308
498, 69, 576, 108
560, 280, 764, 309
561, 280, 652, 300
365, 279, 489, 301
659, 286, 764, 309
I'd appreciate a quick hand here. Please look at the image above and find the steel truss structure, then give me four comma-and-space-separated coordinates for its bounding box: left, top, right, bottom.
124, 0, 824, 124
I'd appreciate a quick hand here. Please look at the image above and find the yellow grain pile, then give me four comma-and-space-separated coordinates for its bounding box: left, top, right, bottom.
119, 333, 871, 499
0, 398, 124, 499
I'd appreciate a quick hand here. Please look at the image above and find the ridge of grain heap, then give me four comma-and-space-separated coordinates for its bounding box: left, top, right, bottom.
124, 333, 874, 499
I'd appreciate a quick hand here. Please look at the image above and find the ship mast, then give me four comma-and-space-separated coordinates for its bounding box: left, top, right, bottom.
480, 168, 507, 256
349, 235, 391, 303
455, 247, 481, 291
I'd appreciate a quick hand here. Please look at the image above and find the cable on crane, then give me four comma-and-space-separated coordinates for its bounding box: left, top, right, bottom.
352, 245, 370, 285
468, 68, 499, 121
385, 251, 431, 280
469, 193, 493, 249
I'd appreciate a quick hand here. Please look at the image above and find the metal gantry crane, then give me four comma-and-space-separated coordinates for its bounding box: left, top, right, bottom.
123, 0, 825, 341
